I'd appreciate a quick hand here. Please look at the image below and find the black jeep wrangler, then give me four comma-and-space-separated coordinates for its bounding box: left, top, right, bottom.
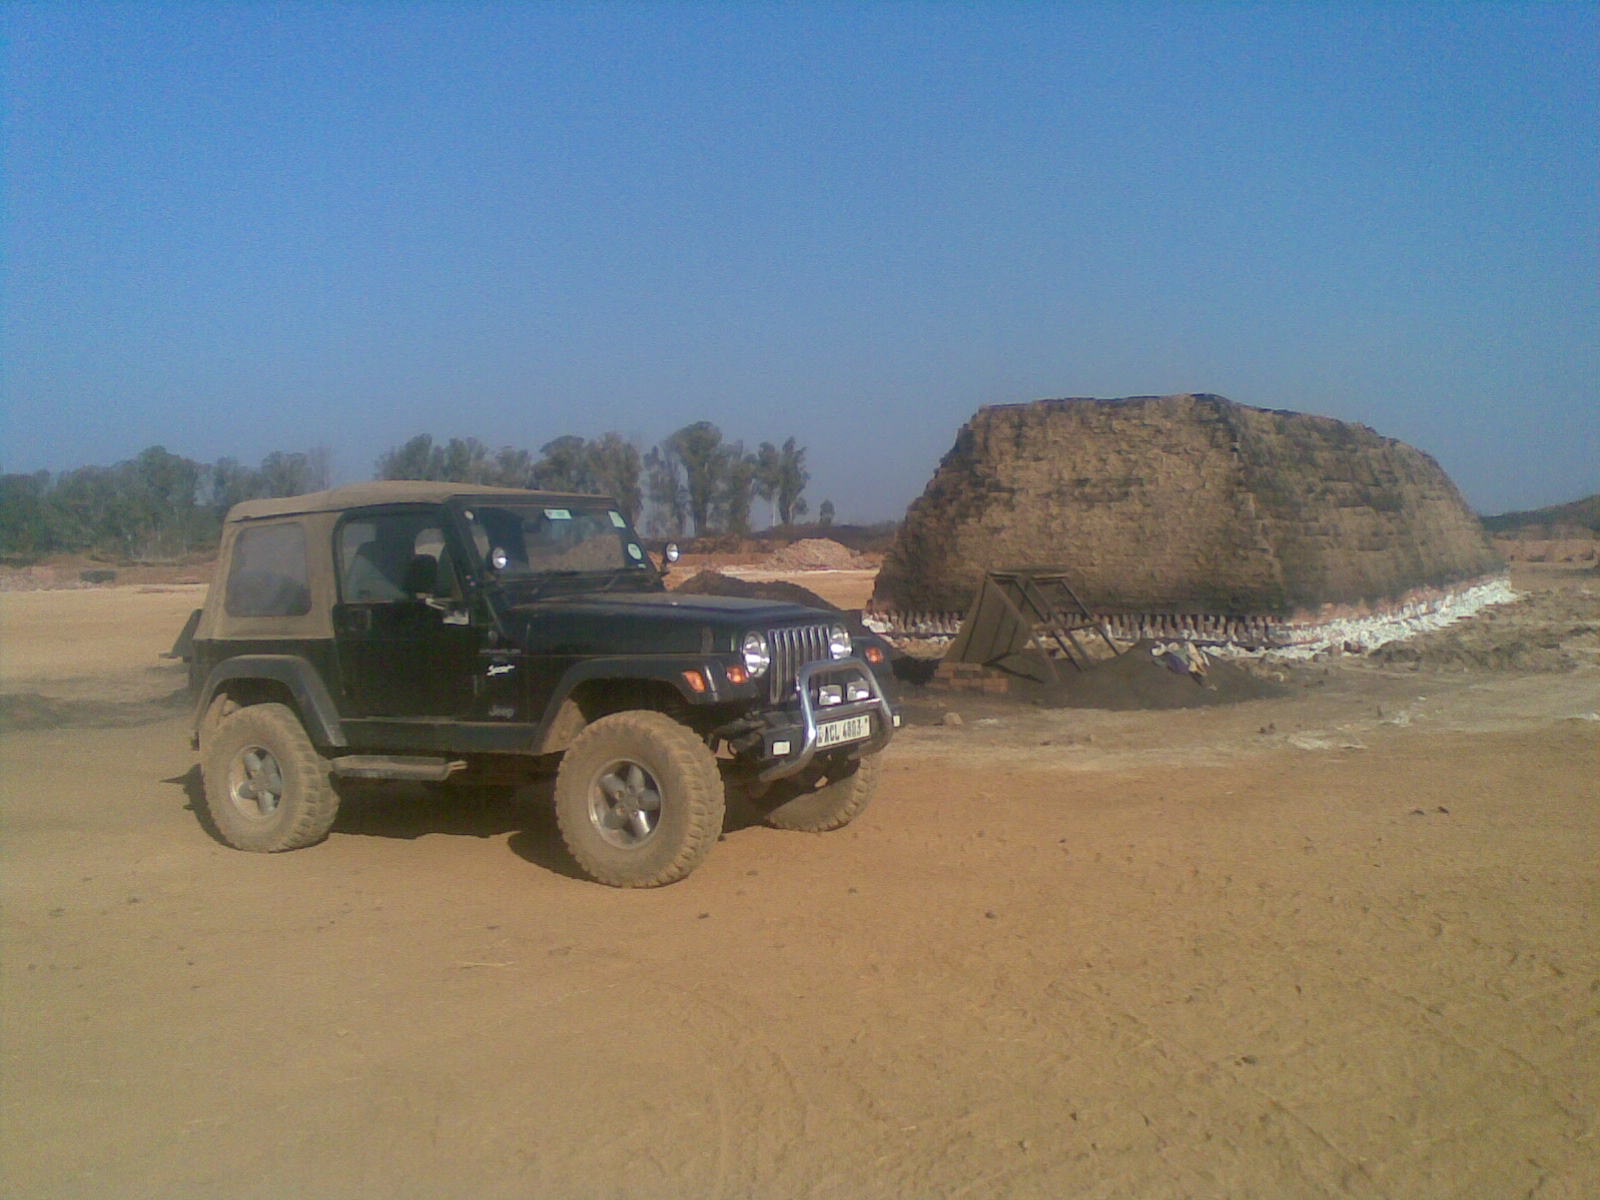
178, 482, 898, 887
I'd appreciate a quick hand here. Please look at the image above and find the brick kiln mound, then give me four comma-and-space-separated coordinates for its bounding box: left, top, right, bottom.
873, 394, 1502, 618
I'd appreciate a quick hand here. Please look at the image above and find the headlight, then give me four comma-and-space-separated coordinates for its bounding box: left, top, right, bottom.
828, 624, 852, 660
741, 631, 770, 678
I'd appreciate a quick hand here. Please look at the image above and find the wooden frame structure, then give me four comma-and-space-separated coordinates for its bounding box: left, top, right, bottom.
945, 568, 1121, 683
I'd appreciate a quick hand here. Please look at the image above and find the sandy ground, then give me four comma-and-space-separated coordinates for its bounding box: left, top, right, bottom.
2, 570, 1596, 1199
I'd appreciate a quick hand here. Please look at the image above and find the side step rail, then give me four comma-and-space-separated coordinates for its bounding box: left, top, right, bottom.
329, 755, 466, 782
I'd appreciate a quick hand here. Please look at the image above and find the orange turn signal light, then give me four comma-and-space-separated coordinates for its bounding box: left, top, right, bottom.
865, 645, 886, 665
681, 670, 707, 694
726, 665, 749, 685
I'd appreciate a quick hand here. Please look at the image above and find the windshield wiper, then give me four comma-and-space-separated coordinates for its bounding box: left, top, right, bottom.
591, 567, 650, 594
503, 570, 587, 602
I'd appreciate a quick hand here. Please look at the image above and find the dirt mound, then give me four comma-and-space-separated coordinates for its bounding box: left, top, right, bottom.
895, 640, 1288, 717
1493, 537, 1597, 565
1033, 642, 1289, 709
763, 538, 874, 571
671, 570, 840, 611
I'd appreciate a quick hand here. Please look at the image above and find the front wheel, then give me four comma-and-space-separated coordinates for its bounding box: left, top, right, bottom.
760, 752, 880, 832
202, 702, 340, 852
554, 711, 726, 887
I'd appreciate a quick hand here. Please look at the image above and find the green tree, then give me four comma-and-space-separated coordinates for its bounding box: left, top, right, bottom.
533, 435, 594, 492
588, 432, 644, 522
818, 499, 835, 528
377, 434, 438, 480
119, 445, 203, 558
436, 437, 495, 484
665, 421, 727, 537
490, 447, 535, 488
377, 435, 497, 484
644, 444, 687, 538
0, 472, 52, 557
775, 437, 809, 526
753, 442, 782, 528
48, 466, 120, 551
717, 446, 758, 535
206, 457, 258, 517
258, 449, 330, 497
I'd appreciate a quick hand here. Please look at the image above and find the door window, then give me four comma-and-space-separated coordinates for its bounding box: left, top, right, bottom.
337, 512, 461, 603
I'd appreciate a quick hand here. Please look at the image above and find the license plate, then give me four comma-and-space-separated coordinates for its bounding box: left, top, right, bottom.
817, 713, 872, 748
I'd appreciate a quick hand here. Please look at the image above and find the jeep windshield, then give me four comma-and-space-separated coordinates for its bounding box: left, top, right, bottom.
458, 501, 659, 595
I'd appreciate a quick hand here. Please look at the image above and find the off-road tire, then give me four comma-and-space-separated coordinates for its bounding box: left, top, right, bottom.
203, 703, 340, 852
554, 711, 725, 887
761, 752, 880, 832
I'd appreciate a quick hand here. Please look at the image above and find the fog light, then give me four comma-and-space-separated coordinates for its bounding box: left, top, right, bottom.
772, 740, 791, 756
818, 684, 843, 706
846, 682, 870, 702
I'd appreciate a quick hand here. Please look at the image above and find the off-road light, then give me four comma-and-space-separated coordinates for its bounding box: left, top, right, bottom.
818, 684, 843, 706
741, 631, 770, 678
847, 681, 871, 703
828, 624, 851, 659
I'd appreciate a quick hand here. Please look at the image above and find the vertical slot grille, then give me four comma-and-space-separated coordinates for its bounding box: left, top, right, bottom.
767, 624, 830, 704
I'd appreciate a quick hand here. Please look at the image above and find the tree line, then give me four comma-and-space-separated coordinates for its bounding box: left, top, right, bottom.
0, 423, 818, 561
0, 447, 330, 561
373, 422, 812, 538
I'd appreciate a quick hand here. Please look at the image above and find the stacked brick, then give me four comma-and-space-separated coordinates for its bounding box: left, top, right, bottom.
872, 394, 1502, 620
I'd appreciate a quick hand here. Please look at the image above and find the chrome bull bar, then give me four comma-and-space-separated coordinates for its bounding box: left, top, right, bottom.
758, 656, 896, 783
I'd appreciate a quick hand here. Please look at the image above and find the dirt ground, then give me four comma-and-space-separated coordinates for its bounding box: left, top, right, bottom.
1, 568, 1596, 1199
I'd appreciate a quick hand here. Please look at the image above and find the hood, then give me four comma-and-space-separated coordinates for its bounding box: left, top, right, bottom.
505, 590, 837, 657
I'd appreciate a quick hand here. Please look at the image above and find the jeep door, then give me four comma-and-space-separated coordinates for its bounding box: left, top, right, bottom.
331, 507, 481, 718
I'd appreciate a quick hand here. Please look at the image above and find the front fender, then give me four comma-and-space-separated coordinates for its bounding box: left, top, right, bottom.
530, 656, 726, 754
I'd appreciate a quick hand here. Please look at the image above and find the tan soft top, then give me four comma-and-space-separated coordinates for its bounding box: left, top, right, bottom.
226, 481, 615, 522
204, 481, 624, 640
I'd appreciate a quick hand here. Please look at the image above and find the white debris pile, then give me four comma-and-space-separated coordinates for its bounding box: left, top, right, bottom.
1217, 577, 1519, 661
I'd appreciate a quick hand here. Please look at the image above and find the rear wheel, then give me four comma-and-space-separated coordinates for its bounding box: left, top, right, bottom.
203, 703, 340, 852
760, 752, 880, 832
554, 711, 725, 887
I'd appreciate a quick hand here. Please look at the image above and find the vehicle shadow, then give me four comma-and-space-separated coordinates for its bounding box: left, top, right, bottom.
167, 765, 568, 860
335, 780, 549, 840
166, 765, 224, 845
167, 765, 772, 880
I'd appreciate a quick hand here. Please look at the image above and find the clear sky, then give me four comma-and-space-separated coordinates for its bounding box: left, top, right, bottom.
4, 1, 1596, 520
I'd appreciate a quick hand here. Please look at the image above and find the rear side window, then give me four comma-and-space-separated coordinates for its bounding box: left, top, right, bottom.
226, 523, 311, 617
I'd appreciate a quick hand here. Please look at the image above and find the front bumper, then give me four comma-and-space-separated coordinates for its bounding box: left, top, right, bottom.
740, 656, 899, 782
